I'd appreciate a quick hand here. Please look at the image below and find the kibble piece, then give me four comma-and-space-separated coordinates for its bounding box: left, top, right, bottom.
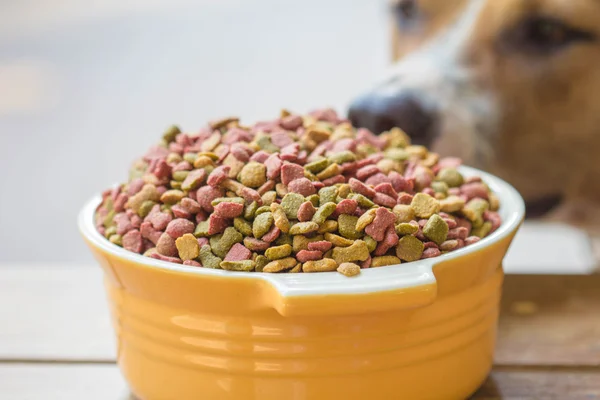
337, 262, 361, 277
371, 256, 401, 268
280, 193, 305, 220
233, 217, 253, 237
318, 220, 338, 233
396, 235, 425, 262
209, 227, 243, 258
423, 214, 449, 245
303, 258, 338, 273
243, 201, 259, 220
332, 240, 370, 264
316, 163, 341, 180
356, 208, 377, 231
175, 233, 200, 261
393, 204, 415, 223
161, 190, 185, 204
338, 214, 362, 239
220, 260, 255, 272
324, 232, 354, 247
348, 193, 375, 208
312, 202, 336, 224
265, 244, 293, 260
318, 186, 339, 205
255, 255, 269, 272
253, 212, 274, 239
471, 221, 493, 238
305, 158, 330, 173
292, 234, 324, 253
270, 203, 291, 233
363, 235, 377, 253
437, 168, 464, 187
395, 222, 419, 236
263, 257, 297, 273
440, 196, 465, 213
198, 245, 222, 269
289, 221, 320, 235
238, 162, 267, 188
411, 193, 441, 219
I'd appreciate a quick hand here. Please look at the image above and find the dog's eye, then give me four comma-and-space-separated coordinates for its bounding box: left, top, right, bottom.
506, 16, 595, 54
393, 0, 421, 28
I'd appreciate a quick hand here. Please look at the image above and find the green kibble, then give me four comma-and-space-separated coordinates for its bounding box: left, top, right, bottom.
256, 135, 279, 152
102, 210, 116, 228
255, 205, 272, 216
220, 260, 255, 272
319, 186, 338, 205
261, 191, 277, 206
364, 235, 377, 253
212, 197, 245, 206
244, 201, 259, 220
209, 227, 243, 258
104, 225, 117, 238
253, 212, 274, 239
327, 151, 356, 165
385, 148, 410, 161
431, 181, 449, 194
198, 245, 222, 269
138, 200, 156, 218
172, 171, 189, 182
275, 232, 293, 246
109, 234, 122, 246
234, 217, 253, 237
423, 214, 449, 245
307, 194, 320, 207
289, 221, 320, 235
304, 158, 330, 173
170, 181, 182, 190
332, 240, 370, 264
254, 255, 268, 272
472, 221, 492, 238
162, 125, 181, 143
265, 244, 293, 260
183, 152, 199, 164
338, 214, 363, 240
466, 198, 490, 215
348, 193, 375, 208
193, 221, 210, 237
312, 202, 336, 224
437, 168, 464, 188
396, 235, 425, 262
281, 193, 305, 220
395, 222, 419, 236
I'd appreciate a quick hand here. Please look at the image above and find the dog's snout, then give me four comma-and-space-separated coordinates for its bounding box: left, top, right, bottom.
348, 92, 438, 146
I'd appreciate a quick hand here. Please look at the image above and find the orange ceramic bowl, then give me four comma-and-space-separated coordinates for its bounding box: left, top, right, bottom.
80, 166, 524, 400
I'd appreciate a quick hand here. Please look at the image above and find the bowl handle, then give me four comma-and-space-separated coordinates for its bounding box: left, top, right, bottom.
258, 261, 438, 317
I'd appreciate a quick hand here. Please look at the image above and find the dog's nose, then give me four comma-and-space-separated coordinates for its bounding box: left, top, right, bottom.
348, 92, 438, 146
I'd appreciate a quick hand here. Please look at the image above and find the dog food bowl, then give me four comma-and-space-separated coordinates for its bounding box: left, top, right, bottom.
79, 166, 524, 400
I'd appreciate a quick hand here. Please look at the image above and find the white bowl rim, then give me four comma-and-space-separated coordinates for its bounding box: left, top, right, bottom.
79, 166, 525, 297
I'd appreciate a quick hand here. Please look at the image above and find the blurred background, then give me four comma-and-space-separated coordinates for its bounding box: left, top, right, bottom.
0, 0, 596, 273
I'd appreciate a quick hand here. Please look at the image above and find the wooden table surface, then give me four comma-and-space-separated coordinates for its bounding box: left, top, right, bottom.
1, 265, 599, 400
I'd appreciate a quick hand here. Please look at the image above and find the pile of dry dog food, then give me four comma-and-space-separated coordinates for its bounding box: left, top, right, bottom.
95, 109, 501, 277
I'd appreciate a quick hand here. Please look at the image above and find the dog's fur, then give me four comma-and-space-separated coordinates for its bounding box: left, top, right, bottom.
354, 0, 600, 256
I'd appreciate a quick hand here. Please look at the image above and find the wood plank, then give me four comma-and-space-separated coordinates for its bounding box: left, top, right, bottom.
472, 368, 600, 399
1, 363, 598, 400
0, 364, 129, 400
0, 265, 115, 361
497, 275, 600, 367
1, 266, 599, 367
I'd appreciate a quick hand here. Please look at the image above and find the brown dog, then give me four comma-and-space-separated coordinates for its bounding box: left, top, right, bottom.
349, 0, 600, 257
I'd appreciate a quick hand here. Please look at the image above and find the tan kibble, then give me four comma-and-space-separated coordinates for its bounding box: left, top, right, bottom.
332, 240, 370, 264
440, 195, 466, 213
238, 162, 267, 188
393, 204, 415, 223
324, 233, 354, 247
303, 258, 338, 273
270, 203, 291, 233
263, 257, 297, 273
337, 262, 361, 277
127, 184, 160, 213
411, 193, 440, 219
175, 233, 200, 261
371, 256, 401, 268
160, 190, 185, 205
356, 208, 377, 231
